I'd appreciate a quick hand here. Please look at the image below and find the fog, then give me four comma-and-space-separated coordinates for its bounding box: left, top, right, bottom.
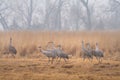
0, 0, 120, 31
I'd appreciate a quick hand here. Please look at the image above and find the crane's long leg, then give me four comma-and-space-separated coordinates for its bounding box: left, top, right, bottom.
90, 56, 93, 62
64, 58, 67, 62
6, 53, 9, 58
83, 56, 86, 61
58, 57, 61, 62
88, 57, 91, 61
96, 57, 99, 62
66, 58, 69, 62
12, 54, 15, 58
48, 57, 50, 64
98, 57, 101, 63
91, 58, 93, 62
89, 57, 93, 62
56, 57, 59, 62
7, 52, 10, 58
51, 58, 54, 64
99, 57, 102, 63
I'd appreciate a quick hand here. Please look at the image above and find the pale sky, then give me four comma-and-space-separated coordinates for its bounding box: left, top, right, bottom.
0, 0, 110, 31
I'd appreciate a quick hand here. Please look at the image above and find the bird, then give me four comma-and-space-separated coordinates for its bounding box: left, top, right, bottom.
56, 45, 69, 62
46, 41, 55, 50
81, 41, 93, 61
86, 42, 94, 61
38, 46, 57, 64
8, 37, 17, 58
46, 42, 69, 62
92, 42, 104, 63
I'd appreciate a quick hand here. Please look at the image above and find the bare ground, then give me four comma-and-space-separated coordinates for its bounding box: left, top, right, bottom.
0, 58, 120, 80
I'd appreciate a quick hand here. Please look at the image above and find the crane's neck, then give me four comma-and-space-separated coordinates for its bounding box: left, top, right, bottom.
95, 44, 99, 51
51, 43, 55, 49
87, 44, 91, 50
82, 42, 84, 49
39, 48, 43, 53
9, 39, 12, 46
39, 48, 46, 55
47, 42, 55, 49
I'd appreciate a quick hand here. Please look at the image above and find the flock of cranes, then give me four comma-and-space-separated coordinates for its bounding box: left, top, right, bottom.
81, 41, 104, 63
39, 42, 69, 64
3, 37, 104, 63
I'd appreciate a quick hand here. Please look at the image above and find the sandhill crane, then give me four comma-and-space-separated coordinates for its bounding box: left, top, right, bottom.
86, 42, 94, 61
81, 41, 93, 61
56, 45, 69, 62
46, 41, 55, 50
92, 43, 104, 63
46, 42, 60, 62
38, 46, 57, 64
46, 42, 69, 62
8, 37, 17, 58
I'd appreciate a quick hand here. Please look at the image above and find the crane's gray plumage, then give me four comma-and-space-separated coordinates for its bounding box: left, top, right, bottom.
8, 37, 17, 57
56, 45, 69, 62
46, 41, 55, 50
92, 43, 104, 63
39, 46, 57, 64
46, 42, 69, 62
81, 41, 93, 61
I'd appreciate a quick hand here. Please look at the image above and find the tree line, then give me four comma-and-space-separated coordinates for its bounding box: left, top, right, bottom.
0, 0, 120, 31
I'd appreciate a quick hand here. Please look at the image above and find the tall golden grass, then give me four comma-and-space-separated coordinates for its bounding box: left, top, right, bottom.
0, 31, 120, 58
0, 31, 120, 80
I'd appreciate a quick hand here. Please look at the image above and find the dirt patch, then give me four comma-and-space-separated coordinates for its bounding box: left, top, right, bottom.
61, 64, 74, 68
0, 59, 120, 80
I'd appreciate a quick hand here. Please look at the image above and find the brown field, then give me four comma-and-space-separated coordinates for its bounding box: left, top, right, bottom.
0, 31, 120, 80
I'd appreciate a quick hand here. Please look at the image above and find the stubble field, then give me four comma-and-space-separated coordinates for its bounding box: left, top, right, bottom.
0, 31, 120, 80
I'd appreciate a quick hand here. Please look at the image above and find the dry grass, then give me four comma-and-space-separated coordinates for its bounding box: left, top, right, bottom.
0, 31, 120, 80
0, 58, 120, 80
0, 31, 120, 58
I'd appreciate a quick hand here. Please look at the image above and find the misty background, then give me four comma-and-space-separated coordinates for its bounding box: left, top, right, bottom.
0, 0, 120, 31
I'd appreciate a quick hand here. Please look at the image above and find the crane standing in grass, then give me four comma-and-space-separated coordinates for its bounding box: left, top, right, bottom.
81, 41, 93, 61
46, 41, 55, 50
38, 46, 57, 64
92, 43, 104, 63
46, 42, 69, 62
56, 45, 69, 62
8, 37, 17, 58
86, 42, 94, 61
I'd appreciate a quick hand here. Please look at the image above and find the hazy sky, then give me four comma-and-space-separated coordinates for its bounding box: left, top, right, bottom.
0, 0, 110, 31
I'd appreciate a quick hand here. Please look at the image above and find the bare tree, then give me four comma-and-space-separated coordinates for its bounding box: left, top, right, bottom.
44, 0, 58, 30
70, 0, 82, 30
56, 0, 63, 30
14, 0, 34, 28
44, 0, 64, 31
0, 0, 9, 31
28, 0, 33, 28
108, 0, 120, 29
0, 13, 9, 30
1, 0, 118, 31
81, 0, 92, 30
